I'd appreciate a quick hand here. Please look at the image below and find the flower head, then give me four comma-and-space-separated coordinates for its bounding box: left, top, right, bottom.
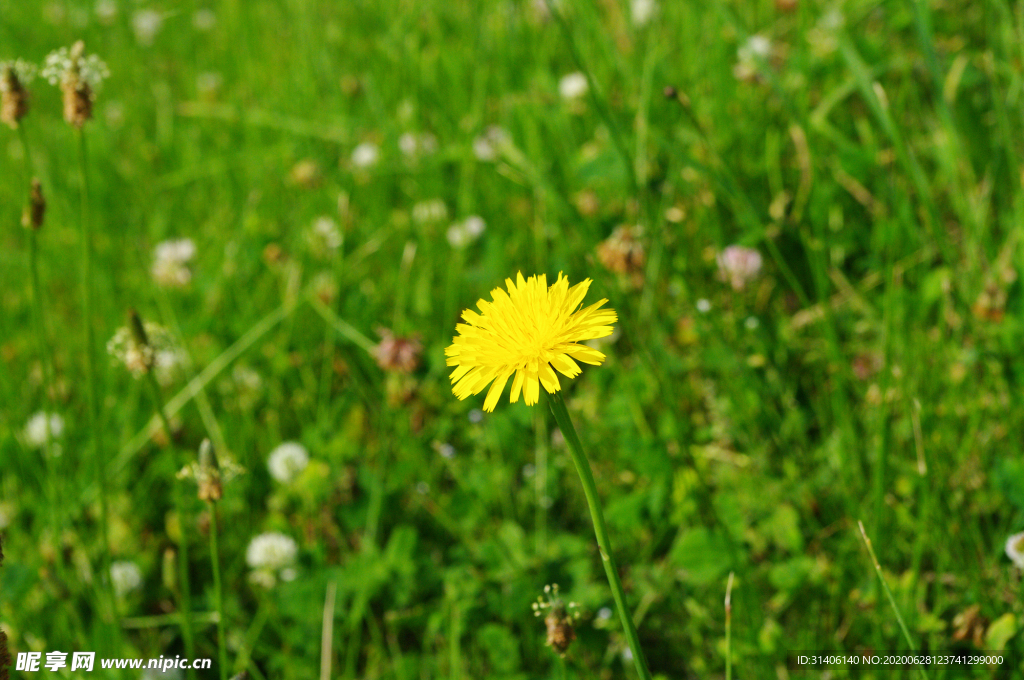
24, 411, 64, 449
1006, 532, 1024, 569
1, 59, 37, 128
559, 72, 588, 100
445, 272, 616, 411
106, 315, 177, 378
110, 560, 142, 598
267, 442, 309, 483
351, 141, 379, 169
246, 532, 298, 588
152, 238, 196, 287
42, 41, 109, 127
374, 328, 423, 373
717, 245, 763, 290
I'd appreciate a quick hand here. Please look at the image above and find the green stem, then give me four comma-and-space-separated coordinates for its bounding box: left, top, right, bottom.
145, 371, 197, 678
208, 501, 228, 680
76, 128, 117, 636
858, 521, 928, 680
546, 391, 652, 680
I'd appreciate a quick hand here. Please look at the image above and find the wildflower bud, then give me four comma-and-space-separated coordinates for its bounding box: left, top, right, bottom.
197, 438, 223, 502
0, 62, 30, 129
22, 178, 45, 230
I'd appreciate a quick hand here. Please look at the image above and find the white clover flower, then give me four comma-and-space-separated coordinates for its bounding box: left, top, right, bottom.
696, 298, 712, 313
267, 442, 309, 483
559, 72, 589, 100
473, 125, 510, 162
152, 238, 196, 287
1006, 532, 1024, 569
132, 9, 163, 46
110, 560, 142, 597
717, 245, 763, 290
24, 411, 64, 449
307, 216, 342, 255
412, 198, 448, 225
192, 8, 216, 31
631, 0, 657, 26
351, 142, 379, 169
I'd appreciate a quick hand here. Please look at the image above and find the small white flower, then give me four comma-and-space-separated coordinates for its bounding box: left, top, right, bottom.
132, 9, 163, 46
559, 72, 589, 100
468, 408, 483, 424
41, 46, 109, 88
631, 0, 657, 26
745, 316, 760, 330
24, 412, 64, 449
446, 215, 486, 248
192, 8, 216, 31
267, 442, 309, 483
413, 198, 448, 225
696, 298, 712, 313
597, 606, 613, 620
734, 35, 772, 81
308, 216, 342, 254
1006, 532, 1024, 569
110, 560, 142, 597
94, 0, 118, 24
399, 132, 437, 158
473, 125, 510, 162
246, 533, 298, 570
432, 441, 456, 459
152, 238, 196, 287
351, 142, 379, 169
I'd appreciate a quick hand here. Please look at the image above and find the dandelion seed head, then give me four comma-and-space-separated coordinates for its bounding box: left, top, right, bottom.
445, 272, 617, 411
267, 442, 309, 483
246, 533, 298, 588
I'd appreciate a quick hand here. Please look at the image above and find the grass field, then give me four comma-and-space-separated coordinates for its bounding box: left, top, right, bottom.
2, 0, 1024, 678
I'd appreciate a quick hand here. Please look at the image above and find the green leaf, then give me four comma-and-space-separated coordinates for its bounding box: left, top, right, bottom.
985, 613, 1017, 651
669, 527, 732, 585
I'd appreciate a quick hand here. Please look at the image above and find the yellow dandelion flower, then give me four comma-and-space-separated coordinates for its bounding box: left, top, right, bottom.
445, 271, 617, 412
